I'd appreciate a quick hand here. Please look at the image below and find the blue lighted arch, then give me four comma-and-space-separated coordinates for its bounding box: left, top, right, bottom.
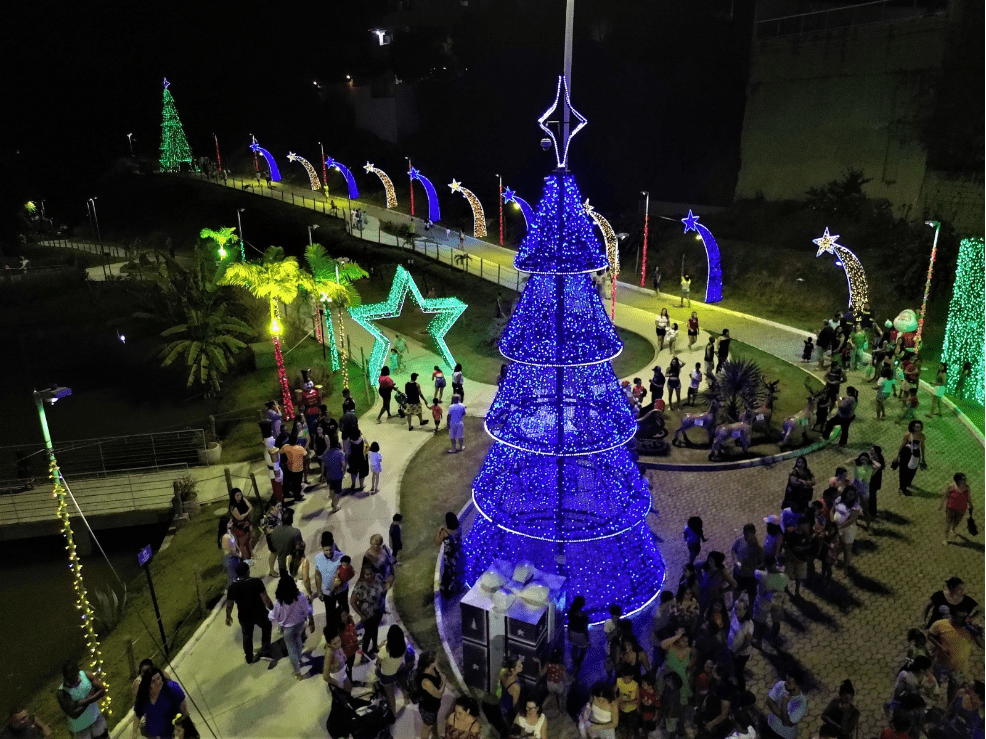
249, 141, 281, 182
325, 156, 360, 200
409, 167, 441, 223
682, 210, 723, 304
503, 187, 535, 233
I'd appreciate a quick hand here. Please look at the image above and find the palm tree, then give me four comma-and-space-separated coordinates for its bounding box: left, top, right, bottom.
200, 226, 242, 261
159, 303, 252, 393
302, 244, 368, 390
218, 246, 305, 417
701, 358, 765, 423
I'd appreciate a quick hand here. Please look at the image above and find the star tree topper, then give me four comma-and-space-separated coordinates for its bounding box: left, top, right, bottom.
348, 265, 467, 385
813, 227, 841, 257
538, 75, 588, 170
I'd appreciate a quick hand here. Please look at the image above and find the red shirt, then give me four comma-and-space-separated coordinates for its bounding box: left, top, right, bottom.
881, 729, 909, 739
546, 663, 564, 683
302, 387, 321, 415
340, 620, 359, 658
946, 485, 970, 512
378, 375, 396, 390
688, 317, 699, 332
639, 684, 659, 720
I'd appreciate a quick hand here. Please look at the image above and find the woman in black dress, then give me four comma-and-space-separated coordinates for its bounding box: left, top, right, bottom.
347, 431, 369, 491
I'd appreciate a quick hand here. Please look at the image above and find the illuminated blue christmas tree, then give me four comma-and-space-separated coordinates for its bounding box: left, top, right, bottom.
463, 76, 665, 622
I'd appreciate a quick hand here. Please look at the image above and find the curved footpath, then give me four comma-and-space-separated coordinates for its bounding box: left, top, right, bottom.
116, 175, 983, 739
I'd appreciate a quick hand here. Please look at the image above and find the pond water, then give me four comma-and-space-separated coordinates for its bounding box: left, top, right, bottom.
0, 522, 167, 714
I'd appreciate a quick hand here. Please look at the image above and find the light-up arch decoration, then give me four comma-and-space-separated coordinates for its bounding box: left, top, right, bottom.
449, 179, 487, 237
584, 199, 619, 320
364, 163, 397, 208
324, 156, 360, 200
502, 187, 535, 233
249, 141, 281, 181
409, 167, 440, 223
813, 227, 869, 313
681, 210, 723, 304
286, 152, 321, 191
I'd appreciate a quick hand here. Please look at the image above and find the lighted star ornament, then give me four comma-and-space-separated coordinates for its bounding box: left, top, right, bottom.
812, 227, 869, 313
348, 265, 466, 386
539, 75, 588, 170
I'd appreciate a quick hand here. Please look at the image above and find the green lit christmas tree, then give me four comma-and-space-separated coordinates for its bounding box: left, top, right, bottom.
158, 78, 193, 172
942, 236, 985, 405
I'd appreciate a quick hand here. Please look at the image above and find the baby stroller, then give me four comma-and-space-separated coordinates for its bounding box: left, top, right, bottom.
326, 683, 395, 739
394, 389, 408, 419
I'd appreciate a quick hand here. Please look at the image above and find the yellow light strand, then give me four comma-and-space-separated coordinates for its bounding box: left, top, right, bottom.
287, 153, 322, 191
364, 163, 398, 208
51, 460, 112, 716
450, 180, 487, 237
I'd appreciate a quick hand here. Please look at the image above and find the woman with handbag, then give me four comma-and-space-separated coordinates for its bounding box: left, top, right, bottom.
227, 488, 254, 560
892, 420, 927, 496
940, 473, 973, 545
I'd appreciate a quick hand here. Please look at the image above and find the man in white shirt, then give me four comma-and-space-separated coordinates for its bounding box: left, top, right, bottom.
765, 671, 807, 739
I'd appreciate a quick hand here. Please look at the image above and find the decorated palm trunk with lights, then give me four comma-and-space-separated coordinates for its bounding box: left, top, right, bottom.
463, 166, 665, 622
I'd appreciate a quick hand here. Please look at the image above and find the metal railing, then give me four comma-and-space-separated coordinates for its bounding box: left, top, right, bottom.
0, 463, 188, 525
755, 0, 936, 41
184, 171, 528, 292
0, 429, 206, 480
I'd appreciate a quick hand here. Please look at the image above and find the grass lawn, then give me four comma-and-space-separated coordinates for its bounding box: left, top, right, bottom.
393, 416, 492, 682
725, 338, 826, 422
24, 501, 231, 738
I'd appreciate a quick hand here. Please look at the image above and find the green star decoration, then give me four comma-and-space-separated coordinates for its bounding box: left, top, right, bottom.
348, 265, 467, 386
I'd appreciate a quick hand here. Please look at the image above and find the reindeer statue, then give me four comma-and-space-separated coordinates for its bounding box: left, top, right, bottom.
750, 379, 779, 441
780, 387, 823, 448
672, 399, 722, 447
710, 408, 754, 460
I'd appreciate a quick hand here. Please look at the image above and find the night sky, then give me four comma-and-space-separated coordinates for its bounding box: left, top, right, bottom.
4, 0, 757, 238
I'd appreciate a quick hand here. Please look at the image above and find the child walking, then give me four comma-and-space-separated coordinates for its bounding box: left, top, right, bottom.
432, 366, 447, 401
368, 442, 382, 494
429, 398, 443, 434
666, 323, 679, 355
802, 336, 814, 362
389, 513, 403, 566
683, 516, 708, 564
539, 648, 568, 712
687, 362, 702, 406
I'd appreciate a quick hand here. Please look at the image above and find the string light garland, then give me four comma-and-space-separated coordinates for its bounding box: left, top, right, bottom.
449, 179, 487, 237
286, 153, 322, 191
464, 160, 665, 623
324, 156, 360, 200
364, 163, 398, 208
681, 210, 723, 303
249, 141, 282, 182
813, 227, 869, 313
51, 461, 112, 716
408, 167, 441, 223
347, 265, 465, 385
915, 221, 940, 353
502, 187, 535, 234
158, 78, 193, 172
584, 199, 619, 319
941, 237, 985, 405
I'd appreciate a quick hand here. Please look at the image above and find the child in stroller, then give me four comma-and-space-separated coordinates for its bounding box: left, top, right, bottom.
326, 682, 395, 739
394, 389, 408, 419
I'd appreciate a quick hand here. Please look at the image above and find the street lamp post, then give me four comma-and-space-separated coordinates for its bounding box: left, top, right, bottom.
34, 386, 112, 711
213, 133, 223, 174
319, 141, 328, 191
915, 220, 942, 353
236, 208, 246, 261
640, 191, 650, 288
88, 198, 102, 243
127, 133, 134, 157
497, 173, 503, 246
308, 224, 319, 245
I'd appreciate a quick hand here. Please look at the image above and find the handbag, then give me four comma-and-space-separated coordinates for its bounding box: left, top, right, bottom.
968, 504, 979, 536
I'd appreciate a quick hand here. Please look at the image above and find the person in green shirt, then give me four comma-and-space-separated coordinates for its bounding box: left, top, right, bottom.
679, 274, 692, 308
850, 323, 868, 371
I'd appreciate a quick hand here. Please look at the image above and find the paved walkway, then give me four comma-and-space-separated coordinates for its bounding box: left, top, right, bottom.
121, 173, 983, 739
